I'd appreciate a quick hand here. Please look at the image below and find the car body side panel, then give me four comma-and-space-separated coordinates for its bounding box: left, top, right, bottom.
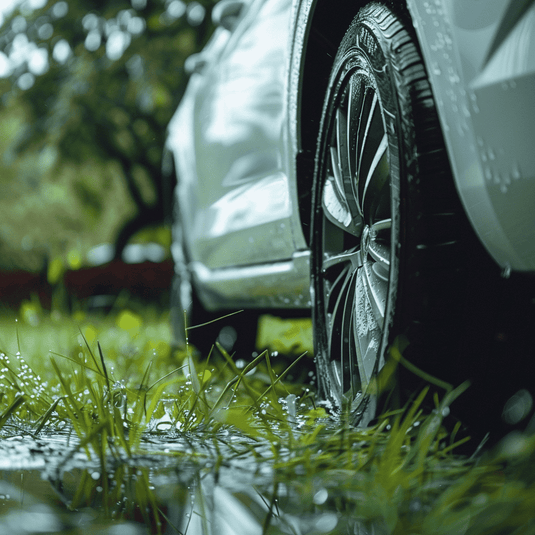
168, 0, 313, 310
407, 0, 535, 272
176, 0, 302, 270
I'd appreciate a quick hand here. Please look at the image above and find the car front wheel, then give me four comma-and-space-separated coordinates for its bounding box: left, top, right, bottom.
311, 3, 471, 424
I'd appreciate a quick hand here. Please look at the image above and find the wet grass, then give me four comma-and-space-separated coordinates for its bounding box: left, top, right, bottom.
1, 305, 535, 534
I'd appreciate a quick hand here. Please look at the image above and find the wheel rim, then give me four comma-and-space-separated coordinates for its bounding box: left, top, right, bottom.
316, 68, 395, 420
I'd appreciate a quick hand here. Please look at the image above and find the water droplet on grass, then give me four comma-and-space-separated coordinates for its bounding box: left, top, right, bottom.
313, 488, 328, 505
315, 513, 338, 533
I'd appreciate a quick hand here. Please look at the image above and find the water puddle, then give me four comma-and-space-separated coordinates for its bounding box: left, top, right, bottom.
1, 427, 356, 535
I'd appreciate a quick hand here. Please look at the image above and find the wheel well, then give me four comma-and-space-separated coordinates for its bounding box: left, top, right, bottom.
296, 0, 411, 246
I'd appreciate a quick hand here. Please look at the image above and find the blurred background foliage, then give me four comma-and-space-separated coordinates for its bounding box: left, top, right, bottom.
0, 0, 217, 273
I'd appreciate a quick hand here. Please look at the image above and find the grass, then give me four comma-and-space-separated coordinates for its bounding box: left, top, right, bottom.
1, 303, 535, 534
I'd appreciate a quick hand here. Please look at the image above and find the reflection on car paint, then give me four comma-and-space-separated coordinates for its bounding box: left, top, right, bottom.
205, 172, 292, 239
184, 0, 296, 270
192, 251, 311, 310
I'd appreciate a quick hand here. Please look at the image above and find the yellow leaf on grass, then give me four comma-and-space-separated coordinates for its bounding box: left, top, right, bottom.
116, 310, 143, 331
256, 315, 313, 355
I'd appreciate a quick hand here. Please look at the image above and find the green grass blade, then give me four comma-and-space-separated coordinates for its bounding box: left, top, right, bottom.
78, 327, 104, 376
0, 394, 26, 428
147, 365, 186, 392
186, 310, 243, 330
48, 351, 104, 377
256, 351, 308, 405
390, 340, 453, 392
34, 395, 66, 435
98, 341, 111, 394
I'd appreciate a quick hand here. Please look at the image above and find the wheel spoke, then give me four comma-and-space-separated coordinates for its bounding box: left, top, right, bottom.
360, 334, 380, 387
323, 247, 362, 271
368, 240, 390, 269
347, 309, 361, 396
370, 219, 391, 233
356, 89, 378, 182
330, 145, 345, 199
327, 265, 354, 368
322, 174, 359, 235
322, 245, 361, 399
336, 107, 347, 192
346, 79, 356, 182
324, 92, 363, 236
354, 268, 380, 388
368, 218, 392, 282
325, 264, 350, 314
331, 360, 343, 393
340, 269, 358, 396
356, 89, 390, 221
372, 261, 389, 282
362, 260, 387, 329
361, 134, 389, 221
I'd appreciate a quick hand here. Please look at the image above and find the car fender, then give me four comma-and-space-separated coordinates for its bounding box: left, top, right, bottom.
407, 0, 535, 272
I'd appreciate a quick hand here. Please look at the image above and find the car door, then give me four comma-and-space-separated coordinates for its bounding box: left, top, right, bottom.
173, 0, 296, 271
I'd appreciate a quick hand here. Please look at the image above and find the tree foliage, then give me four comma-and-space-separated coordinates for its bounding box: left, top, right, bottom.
0, 0, 217, 270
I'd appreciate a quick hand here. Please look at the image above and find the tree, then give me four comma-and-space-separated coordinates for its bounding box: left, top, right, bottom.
0, 0, 217, 270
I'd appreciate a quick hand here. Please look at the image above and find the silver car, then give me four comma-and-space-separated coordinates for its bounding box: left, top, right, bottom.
166, 0, 535, 425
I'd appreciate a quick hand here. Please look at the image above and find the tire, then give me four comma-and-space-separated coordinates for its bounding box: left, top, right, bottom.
311, 3, 473, 425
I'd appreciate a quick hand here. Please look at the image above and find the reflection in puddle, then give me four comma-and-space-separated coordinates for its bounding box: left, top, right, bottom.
0, 428, 362, 535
